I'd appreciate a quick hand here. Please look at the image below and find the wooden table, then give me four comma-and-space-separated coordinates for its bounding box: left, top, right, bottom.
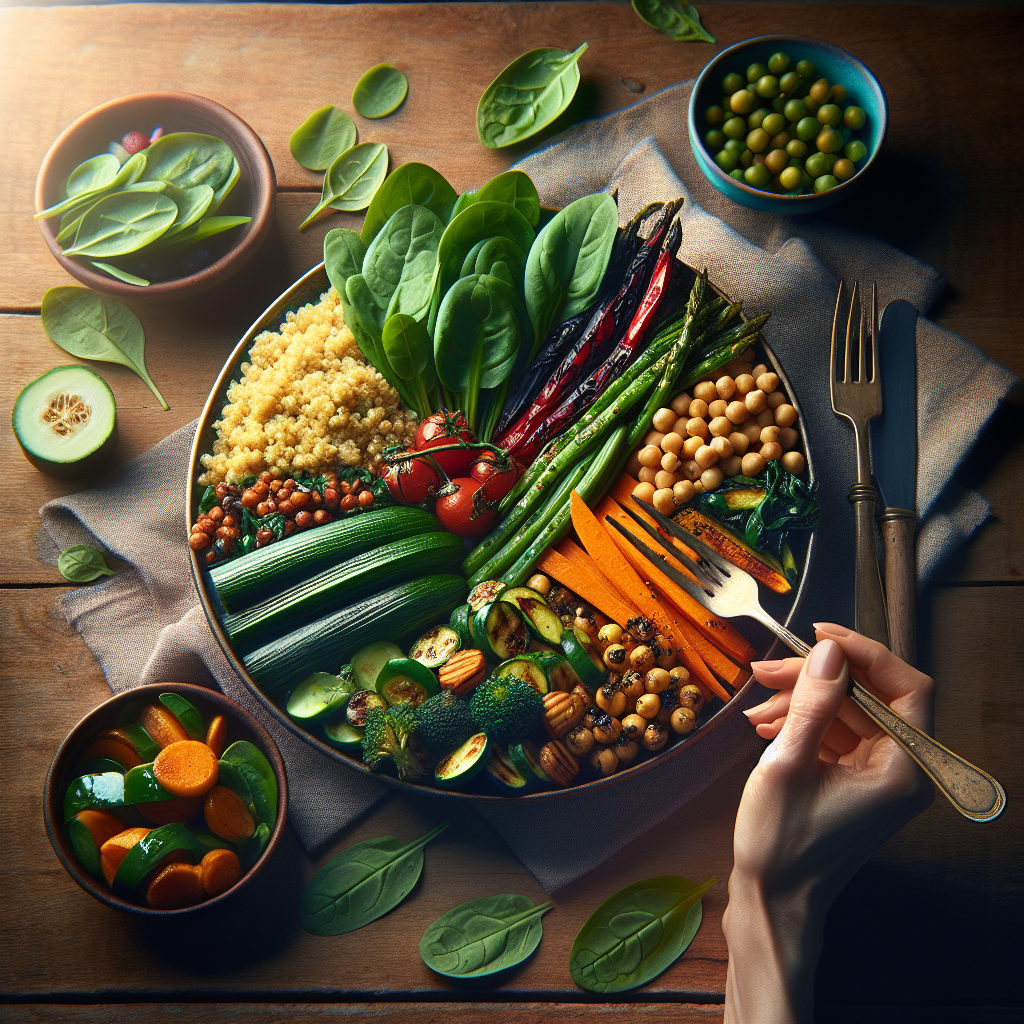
1, 4, 1020, 1021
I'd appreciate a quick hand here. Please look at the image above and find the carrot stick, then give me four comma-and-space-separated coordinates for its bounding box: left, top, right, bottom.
537, 547, 639, 627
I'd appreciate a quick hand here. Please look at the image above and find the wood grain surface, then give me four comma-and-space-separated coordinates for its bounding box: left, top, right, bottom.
0, 2, 1020, 1020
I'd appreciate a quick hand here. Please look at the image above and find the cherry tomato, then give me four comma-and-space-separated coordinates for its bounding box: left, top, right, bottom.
434, 478, 497, 539
470, 449, 519, 503
415, 409, 476, 477
383, 451, 443, 505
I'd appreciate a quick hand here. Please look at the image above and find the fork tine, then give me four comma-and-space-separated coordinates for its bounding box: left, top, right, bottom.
869, 280, 878, 383
606, 519, 718, 599
629, 495, 735, 579
847, 279, 859, 384
858, 279, 869, 384
830, 280, 843, 409
617, 507, 723, 589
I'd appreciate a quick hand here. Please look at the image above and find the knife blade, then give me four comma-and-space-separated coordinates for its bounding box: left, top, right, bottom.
871, 299, 919, 664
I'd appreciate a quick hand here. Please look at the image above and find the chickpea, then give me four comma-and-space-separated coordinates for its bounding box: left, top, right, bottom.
726, 400, 750, 424
653, 487, 676, 515
575, 614, 598, 638
760, 425, 781, 444
673, 416, 691, 437
741, 419, 762, 443
625, 451, 643, 478
654, 644, 676, 670
682, 434, 704, 458
725, 359, 753, 378
782, 450, 806, 474
652, 407, 677, 433
670, 706, 697, 735
654, 469, 677, 490
670, 665, 691, 687
630, 645, 655, 673
661, 431, 685, 456
645, 667, 671, 694
751, 363, 768, 380
661, 451, 681, 473
638, 466, 658, 485
564, 725, 596, 757
728, 430, 750, 456
694, 444, 718, 470
527, 573, 552, 596
686, 417, 710, 440
761, 441, 783, 462
639, 444, 663, 468
602, 644, 627, 670
708, 399, 728, 419
710, 435, 734, 459
632, 482, 656, 504
189, 531, 212, 551
681, 460, 702, 482
677, 683, 705, 713
691, 480, 705, 494
745, 389, 768, 415
756, 371, 779, 393
741, 452, 767, 476
596, 685, 627, 719
774, 403, 798, 427
597, 623, 623, 646
670, 392, 692, 417
642, 722, 669, 751
734, 373, 756, 395
636, 693, 661, 719
620, 671, 646, 700
721, 455, 743, 477
767, 390, 787, 410
701, 466, 725, 491
614, 737, 641, 765
716, 375, 737, 399
622, 712, 647, 738
693, 380, 718, 403
756, 409, 776, 428
644, 430, 665, 448
590, 747, 620, 776
779, 426, 799, 450
673, 480, 696, 504
592, 716, 622, 745
708, 415, 732, 437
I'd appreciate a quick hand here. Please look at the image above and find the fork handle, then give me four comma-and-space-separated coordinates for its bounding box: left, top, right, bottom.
850, 481, 890, 647
752, 612, 1006, 823
880, 509, 917, 665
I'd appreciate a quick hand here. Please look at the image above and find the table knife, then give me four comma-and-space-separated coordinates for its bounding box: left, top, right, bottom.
872, 300, 919, 664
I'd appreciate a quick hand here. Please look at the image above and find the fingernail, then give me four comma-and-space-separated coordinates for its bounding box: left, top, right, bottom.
751, 660, 785, 673
743, 695, 777, 717
814, 622, 852, 637
807, 638, 845, 679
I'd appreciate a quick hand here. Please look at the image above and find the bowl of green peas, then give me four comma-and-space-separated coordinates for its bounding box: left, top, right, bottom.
688, 36, 887, 214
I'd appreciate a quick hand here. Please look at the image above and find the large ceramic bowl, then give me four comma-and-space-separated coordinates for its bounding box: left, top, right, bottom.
35, 92, 276, 299
185, 261, 816, 803
44, 682, 288, 915
688, 35, 887, 215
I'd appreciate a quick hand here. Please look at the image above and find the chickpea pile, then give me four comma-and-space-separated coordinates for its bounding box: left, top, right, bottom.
626, 347, 806, 515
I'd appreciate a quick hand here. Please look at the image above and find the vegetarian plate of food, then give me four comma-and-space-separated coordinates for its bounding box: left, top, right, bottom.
187, 161, 820, 800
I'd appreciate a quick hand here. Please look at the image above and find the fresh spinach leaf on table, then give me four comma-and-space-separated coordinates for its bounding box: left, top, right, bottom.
352, 64, 409, 119
298, 142, 389, 230
360, 161, 458, 246
631, 0, 715, 42
289, 105, 358, 171
57, 545, 117, 583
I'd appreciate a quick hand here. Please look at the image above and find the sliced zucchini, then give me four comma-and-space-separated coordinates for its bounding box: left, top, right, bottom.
346, 689, 386, 727
323, 717, 365, 751
434, 732, 491, 788
484, 745, 530, 794
286, 669, 356, 722
560, 629, 605, 688
468, 580, 506, 611
408, 624, 460, 668
351, 640, 404, 690
494, 655, 550, 695
449, 604, 473, 646
375, 658, 439, 707
533, 652, 581, 693
500, 589, 564, 645
470, 601, 531, 661
508, 740, 552, 788
498, 585, 547, 605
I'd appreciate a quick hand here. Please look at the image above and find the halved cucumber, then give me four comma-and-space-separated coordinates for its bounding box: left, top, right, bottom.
351, 640, 404, 690
434, 732, 491, 788
322, 717, 364, 751
560, 629, 605, 688
494, 655, 550, 695
499, 588, 564, 644
470, 601, 532, 661
408, 625, 460, 668
449, 604, 473, 646
484, 745, 530, 794
375, 658, 439, 707
12, 365, 117, 477
508, 740, 552, 789
468, 580, 506, 611
286, 669, 356, 722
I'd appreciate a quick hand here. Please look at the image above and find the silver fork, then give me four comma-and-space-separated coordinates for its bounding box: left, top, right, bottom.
615, 497, 1006, 823
831, 281, 889, 647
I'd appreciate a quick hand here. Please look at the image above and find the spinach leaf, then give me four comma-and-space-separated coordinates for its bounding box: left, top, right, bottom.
65, 153, 121, 199
324, 227, 368, 297
570, 875, 715, 993
147, 214, 251, 252
159, 182, 216, 238
360, 162, 458, 246
363, 204, 445, 321
298, 142, 389, 230
210, 156, 241, 213
299, 822, 447, 935
142, 132, 235, 190
457, 171, 541, 226
461, 235, 527, 291
352, 63, 409, 119
41, 286, 169, 409
62, 192, 177, 258
382, 313, 436, 418
36, 151, 148, 221
91, 262, 151, 287
57, 545, 117, 583
523, 190, 617, 354
476, 43, 587, 149
289, 105, 358, 171
631, 0, 715, 42
420, 894, 552, 977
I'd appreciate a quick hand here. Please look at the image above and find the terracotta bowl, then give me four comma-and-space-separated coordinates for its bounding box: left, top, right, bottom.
43, 682, 288, 916
34, 92, 276, 299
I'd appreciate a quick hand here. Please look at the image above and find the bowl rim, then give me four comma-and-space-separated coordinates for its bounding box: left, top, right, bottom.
688, 34, 888, 206
184, 257, 817, 803
34, 90, 276, 299
43, 681, 288, 915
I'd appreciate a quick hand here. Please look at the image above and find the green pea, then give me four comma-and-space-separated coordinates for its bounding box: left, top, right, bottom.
748, 108, 771, 129
831, 84, 848, 104
805, 151, 830, 177
804, 95, 822, 116
816, 127, 843, 154
784, 98, 808, 122
715, 149, 739, 172
833, 158, 856, 182
740, 149, 754, 168
771, 96, 787, 113
813, 174, 839, 193
722, 72, 745, 94
786, 138, 809, 159
746, 128, 770, 153
730, 89, 757, 115
730, 168, 746, 181
755, 75, 780, 99
796, 59, 816, 80
817, 103, 843, 128
844, 139, 868, 163
844, 105, 866, 130
723, 116, 747, 140
746, 62, 768, 84
768, 52, 791, 75
796, 116, 820, 142
764, 148, 789, 176
705, 104, 726, 127
779, 165, 802, 191
744, 163, 771, 189
704, 129, 727, 150
825, 152, 839, 171
779, 71, 801, 95
770, 130, 791, 150
762, 112, 786, 136
724, 138, 746, 157
809, 78, 832, 104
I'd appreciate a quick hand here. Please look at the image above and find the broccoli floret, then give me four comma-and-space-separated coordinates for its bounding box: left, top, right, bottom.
415, 690, 477, 755
469, 676, 544, 744
361, 703, 425, 779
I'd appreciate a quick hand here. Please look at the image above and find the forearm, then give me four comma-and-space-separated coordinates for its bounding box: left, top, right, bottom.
723, 871, 824, 1024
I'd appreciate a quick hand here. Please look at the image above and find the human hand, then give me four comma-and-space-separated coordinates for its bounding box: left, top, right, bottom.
722, 624, 935, 1024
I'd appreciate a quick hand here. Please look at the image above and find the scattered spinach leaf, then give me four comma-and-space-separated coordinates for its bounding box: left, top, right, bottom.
40, 286, 169, 409
420, 894, 552, 978
298, 142, 389, 230
360, 162, 458, 246
476, 43, 587, 149
198, 485, 219, 513
57, 545, 117, 583
352, 64, 409, 119
570, 875, 715, 993
299, 821, 447, 935
461, 235, 527, 291
289, 105, 358, 171
382, 313, 436, 418
62, 192, 178, 258
631, 0, 715, 42
65, 154, 121, 199
142, 132, 235, 190
91, 261, 150, 287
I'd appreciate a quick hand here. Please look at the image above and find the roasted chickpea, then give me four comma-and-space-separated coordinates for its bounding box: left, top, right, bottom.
596, 685, 627, 719
756, 409, 776, 429
708, 415, 732, 438
653, 487, 676, 515
638, 466, 658, 485
774, 403, 798, 428
782, 450, 806, 474
681, 460, 702, 482
602, 644, 627, 670
660, 450, 680, 473
742, 452, 767, 476
527, 573, 552, 595
716, 375, 737, 399
682, 434, 704, 459
767, 390, 787, 410
728, 430, 750, 456
661, 431, 684, 456
708, 399, 729, 419
632, 482, 656, 504
673, 479, 696, 504
564, 725, 596, 757
669, 665, 691, 687
779, 426, 799, 450
590, 747, 620, 776
751, 363, 768, 380
645, 667, 671, 694
721, 455, 743, 477
761, 441, 783, 462
654, 643, 676, 670
598, 623, 623, 646
638, 444, 663, 468
756, 371, 779, 393
625, 451, 644, 478
642, 722, 669, 751
670, 392, 692, 417
688, 399, 709, 420
693, 380, 718, 403
620, 671, 646, 700
745, 389, 768, 415
726, 359, 753, 378
701, 466, 725, 491
614, 736, 641, 765
654, 469, 677, 490
652, 407, 677, 433
710, 435, 734, 459
622, 713, 647, 738
734, 373, 756, 396
760, 425, 781, 444
636, 693, 661, 719
726, 400, 750, 424
691, 480, 705, 494
741, 419, 762, 443
677, 683, 705, 713
670, 706, 697, 735
629, 645, 655, 673
685, 417, 710, 440
575, 614, 598, 638
694, 444, 718, 469
673, 416, 691, 436
189, 532, 212, 551
592, 716, 622, 745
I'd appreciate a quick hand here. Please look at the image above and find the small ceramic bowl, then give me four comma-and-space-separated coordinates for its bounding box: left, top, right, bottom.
688, 35, 887, 215
44, 682, 287, 916
35, 92, 276, 299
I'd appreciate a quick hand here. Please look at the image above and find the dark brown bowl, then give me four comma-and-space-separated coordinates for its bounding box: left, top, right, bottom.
44, 682, 288, 915
35, 92, 276, 300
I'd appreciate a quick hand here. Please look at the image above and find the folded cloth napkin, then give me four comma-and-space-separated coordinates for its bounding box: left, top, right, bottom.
39, 80, 1018, 893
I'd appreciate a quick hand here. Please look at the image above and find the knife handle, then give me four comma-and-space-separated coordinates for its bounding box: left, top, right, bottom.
849, 482, 890, 647
880, 509, 917, 665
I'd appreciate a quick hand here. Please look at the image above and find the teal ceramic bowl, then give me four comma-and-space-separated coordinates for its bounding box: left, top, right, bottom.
688, 35, 887, 215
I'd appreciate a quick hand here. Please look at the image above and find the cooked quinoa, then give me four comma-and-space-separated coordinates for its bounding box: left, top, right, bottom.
199, 289, 417, 485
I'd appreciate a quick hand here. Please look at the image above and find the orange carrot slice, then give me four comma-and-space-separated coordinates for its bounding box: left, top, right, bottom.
139, 705, 189, 749
74, 808, 124, 850
153, 740, 219, 798
200, 848, 242, 897
81, 737, 142, 771
146, 862, 205, 909
203, 786, 255, 843
100, 827, 151, 887
204, 715, 228, 759
537, 547, 638, 626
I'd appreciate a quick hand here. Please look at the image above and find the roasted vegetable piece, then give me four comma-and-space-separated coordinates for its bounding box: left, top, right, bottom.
100, 827, 151, 886
200, 847, 242, 896
415, 689, 478, 755
361, 704, 426, 779
153, 740, 219, 798
146, 862, 206, 909
469, 676, 545, 744
204, 785, 256, 843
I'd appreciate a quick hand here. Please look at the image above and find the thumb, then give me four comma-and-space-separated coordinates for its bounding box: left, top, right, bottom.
771, 638, 848, 768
